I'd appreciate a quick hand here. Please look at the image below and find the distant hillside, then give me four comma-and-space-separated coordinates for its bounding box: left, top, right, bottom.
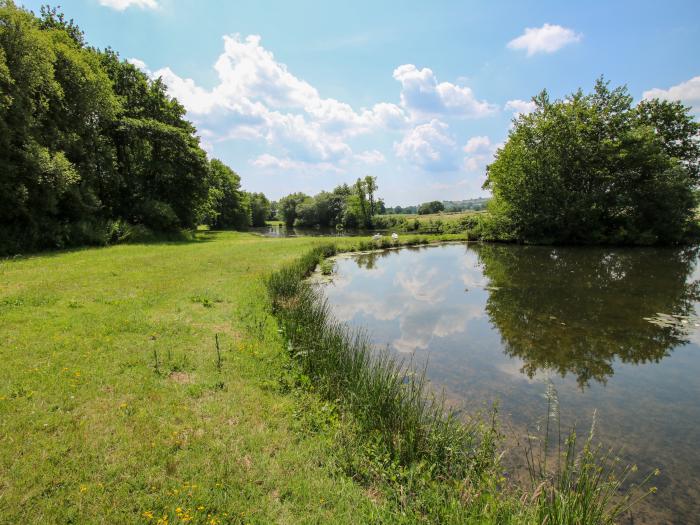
387, 198, 490, 215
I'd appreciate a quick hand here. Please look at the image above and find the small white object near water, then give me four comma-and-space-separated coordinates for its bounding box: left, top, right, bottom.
372, 233, 382, 241
391, 232, 399, 241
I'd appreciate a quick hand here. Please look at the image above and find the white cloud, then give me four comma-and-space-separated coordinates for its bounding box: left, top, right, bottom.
251, 154, 342, 173
507, 23, 582, 56
505, 99, 537, 117
392, 64, 497, 119
355, 150, 386, 165
98, 0, 158, 10
136, 33, 502, 179
463, 135, 499, 173
395, 120, 459, 172
463, 135, 491, 154
643, 76, 700, 114
141, 34, 413, 166
126, 57, 149, 71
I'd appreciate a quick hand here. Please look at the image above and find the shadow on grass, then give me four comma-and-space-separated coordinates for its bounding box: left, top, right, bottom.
0, 229, 237, 262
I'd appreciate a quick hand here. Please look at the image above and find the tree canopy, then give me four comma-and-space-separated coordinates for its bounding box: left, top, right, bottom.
484, 78, 700, 244
0, 1, 254, 254
276, 176, 382, 229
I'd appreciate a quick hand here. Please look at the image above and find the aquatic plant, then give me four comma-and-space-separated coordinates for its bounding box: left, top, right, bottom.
267, 244, 497, 479
266, 243, 657, 524
524, 382, 658, 524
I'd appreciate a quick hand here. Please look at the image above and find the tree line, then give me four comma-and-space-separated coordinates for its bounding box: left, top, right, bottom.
276, 176, 383, 229
0, 2, 263, 255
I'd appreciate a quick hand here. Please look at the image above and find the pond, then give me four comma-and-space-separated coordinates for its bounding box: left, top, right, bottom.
318, 242, 700, 524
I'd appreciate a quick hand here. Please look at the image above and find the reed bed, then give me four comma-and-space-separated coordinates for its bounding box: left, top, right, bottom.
265, 242, 658, 524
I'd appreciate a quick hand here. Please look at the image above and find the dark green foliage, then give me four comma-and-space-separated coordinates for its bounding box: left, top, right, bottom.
199, 159, 250, 229
0, 2, 251, 254
248, 192, 270, 227
418, 200, 444, 215
277, 177, 381, 229
277, 192, 309, 226
484, 78, 700, 245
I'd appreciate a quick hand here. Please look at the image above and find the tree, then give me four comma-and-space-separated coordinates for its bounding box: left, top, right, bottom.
278, 192, 308, 226
204, 159, 250, 230
418, 201, 444, 215
484, 78, 700, 244
248, 192, 270, 227
0, 2, 249, 254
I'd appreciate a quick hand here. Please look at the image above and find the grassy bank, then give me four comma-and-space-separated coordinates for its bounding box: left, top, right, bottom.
265, 239, 657, 524
0, 231, 653, 523
0, 232, 381, 523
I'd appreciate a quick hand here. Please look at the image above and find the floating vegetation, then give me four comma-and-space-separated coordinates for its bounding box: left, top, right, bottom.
643, 312, 700, 331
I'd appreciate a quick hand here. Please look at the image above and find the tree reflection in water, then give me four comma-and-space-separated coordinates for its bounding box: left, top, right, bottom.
474, 244, 700, 387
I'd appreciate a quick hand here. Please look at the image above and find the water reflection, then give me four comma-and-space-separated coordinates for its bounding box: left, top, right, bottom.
320, 243, 700, 524
475, 244, 700, 387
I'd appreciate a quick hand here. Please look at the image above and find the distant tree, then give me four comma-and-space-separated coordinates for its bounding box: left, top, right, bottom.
484, 77, 700, 244
268, 201, 278, 221
206, 160, 250, 229
278, 192, 308, 226
248, 192, 270, 227
418, 201, 445, 215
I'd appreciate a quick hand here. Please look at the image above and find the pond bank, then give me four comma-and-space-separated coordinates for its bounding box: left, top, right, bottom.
265, 237, 658, 524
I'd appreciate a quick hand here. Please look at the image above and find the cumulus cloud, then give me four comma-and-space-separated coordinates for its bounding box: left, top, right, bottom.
136, 33, 502, 176
98, 0, 158, 10
395, 120, 459, 172
505, 99, 537, 117
643, 76, 700, 114
392, 64, 498, 119
251, 154, 343, 173
355, 150, 386, 165
508, 23, 581, 56
126, 57, 149, 71
463, 135, 491, 154
463, 135, 499, 173
139, 34, 414, 167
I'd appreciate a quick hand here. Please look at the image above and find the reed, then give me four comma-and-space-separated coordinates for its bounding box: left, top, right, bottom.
267, 244, 498, 480
267, 243, 657, 524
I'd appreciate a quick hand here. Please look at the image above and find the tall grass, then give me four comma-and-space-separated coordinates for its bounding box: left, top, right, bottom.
267, 244, 498, 480
525, 382, 658, 524
266, 242, 657, 523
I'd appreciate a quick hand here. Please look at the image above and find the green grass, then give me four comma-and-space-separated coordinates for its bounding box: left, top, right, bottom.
0, 232, 384, 524
0, 231, 654, 524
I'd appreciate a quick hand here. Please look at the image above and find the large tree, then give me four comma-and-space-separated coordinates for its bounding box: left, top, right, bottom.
0, 2, 252, 253
484, 78, 700, 244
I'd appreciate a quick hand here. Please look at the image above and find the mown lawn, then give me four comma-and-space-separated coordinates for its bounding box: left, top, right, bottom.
0, 232, 383, 524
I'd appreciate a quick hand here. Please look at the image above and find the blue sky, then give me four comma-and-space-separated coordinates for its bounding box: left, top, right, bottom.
20, 0, 700, 205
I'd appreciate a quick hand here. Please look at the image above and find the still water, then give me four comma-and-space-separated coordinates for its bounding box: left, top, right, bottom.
319, 243, 700, 524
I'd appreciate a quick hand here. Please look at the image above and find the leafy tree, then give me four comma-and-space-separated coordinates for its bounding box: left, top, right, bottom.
418, 201, 445, 215
278, 192, 308, 226
248, 192, 270, 227
0, 2, 253, 253
204, 159, 249, 229
484, 78, 700, 244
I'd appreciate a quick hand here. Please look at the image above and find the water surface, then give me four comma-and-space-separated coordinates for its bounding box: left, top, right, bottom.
320, 243, 700, 524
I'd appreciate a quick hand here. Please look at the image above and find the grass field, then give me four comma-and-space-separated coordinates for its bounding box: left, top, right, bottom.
0, 232, 390, 524
0, 231, 652, 524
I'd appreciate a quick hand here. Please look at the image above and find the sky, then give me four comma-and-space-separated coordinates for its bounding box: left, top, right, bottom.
19, 0, 700, 205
